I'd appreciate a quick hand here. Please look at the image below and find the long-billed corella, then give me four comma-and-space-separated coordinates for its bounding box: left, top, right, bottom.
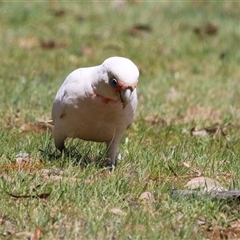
52, 56, 139, 170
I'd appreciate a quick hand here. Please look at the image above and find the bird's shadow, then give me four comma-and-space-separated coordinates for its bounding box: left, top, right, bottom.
39, 142, 108, 169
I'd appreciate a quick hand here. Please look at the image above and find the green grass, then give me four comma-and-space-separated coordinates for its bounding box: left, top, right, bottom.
1, 1, 240, 239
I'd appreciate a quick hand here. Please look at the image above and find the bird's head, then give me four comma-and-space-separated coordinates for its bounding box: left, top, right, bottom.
93, 56, 139, 108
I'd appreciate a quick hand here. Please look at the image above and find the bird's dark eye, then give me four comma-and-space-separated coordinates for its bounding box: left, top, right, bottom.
109, 77, 118, 88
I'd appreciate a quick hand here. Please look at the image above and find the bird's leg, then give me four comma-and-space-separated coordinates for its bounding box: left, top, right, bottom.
106, 141, 120, 172
53, 128, 67, 153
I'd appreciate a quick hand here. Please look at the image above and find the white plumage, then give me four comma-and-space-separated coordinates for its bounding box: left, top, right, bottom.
52, 56, 139, 169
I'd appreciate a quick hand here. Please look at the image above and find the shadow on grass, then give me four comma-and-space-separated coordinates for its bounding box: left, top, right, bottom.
39, 142, 108, 169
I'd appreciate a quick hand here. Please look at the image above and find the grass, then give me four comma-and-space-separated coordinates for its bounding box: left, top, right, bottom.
1, 1, 240, 239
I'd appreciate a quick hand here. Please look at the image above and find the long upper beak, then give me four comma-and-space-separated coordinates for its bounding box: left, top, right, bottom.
119, 88, 132, 108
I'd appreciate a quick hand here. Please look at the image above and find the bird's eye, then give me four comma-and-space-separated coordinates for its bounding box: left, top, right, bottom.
109, 77, 118, 88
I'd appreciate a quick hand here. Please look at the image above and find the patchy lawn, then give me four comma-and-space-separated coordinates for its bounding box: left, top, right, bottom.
1, 2, 240, 239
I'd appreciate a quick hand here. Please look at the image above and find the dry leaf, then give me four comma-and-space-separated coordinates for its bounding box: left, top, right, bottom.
198, 216, 206, 226
179, 161, 202, 177
205, 22, 218, 35
193, 26, 202, 36
191, 125, 226, 138
214, 125, 226, 139
20, 121, 49, 133
180, 161, 202, 177
182, 161, 191, 168
127, 24, 152, 36
38, 120, 54, 131
131, 24, 152, 32
185, 177, 227, 192
40, 39, 56, 50
190, 128, 209, 137
109, 208, 126, 216
193, 22, 218, 36
37, 193, 51, 199
191, 169, 202, 177
144, 115, 166, 126
6, 191, 50, 199
52, 9, 65, 17
33, 226, 42, 240
139, 191, 155, 202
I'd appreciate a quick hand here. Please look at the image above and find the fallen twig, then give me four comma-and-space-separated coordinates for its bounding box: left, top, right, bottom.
170, 190, 240, 201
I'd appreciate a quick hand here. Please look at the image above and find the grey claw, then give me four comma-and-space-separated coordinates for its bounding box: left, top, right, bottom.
106, 158, 115, 172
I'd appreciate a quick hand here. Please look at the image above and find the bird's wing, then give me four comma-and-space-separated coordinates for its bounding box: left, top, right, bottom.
52, 67, 97, 122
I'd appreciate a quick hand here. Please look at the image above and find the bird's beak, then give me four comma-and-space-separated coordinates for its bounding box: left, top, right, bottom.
119, 88, 132, 108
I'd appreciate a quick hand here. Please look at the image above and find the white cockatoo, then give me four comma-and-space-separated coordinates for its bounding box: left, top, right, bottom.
52, 56, 139, 170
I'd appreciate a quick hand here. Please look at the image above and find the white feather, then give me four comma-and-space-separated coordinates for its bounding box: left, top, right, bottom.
52, 56, 139, 167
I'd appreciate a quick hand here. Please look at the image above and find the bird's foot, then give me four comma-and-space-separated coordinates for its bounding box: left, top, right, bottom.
105, 158, 115, 172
